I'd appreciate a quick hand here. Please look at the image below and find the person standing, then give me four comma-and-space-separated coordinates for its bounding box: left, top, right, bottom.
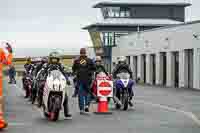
72, 48, 96, 114
0, 42, 13, 129
8, 64, 16, 84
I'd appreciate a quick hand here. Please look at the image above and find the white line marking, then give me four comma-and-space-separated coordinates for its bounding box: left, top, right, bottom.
136, 100, 200, 126
8, 122, 30, 126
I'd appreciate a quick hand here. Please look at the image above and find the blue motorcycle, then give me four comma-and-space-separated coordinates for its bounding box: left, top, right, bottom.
115, 72, 134, 110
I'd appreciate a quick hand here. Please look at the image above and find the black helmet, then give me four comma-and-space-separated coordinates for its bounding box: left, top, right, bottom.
26, 57, 31, 64
42, 57, 48, 63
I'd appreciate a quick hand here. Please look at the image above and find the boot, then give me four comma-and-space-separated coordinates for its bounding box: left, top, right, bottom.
128, 97, 134, 107
0, 119, 7, 129
24, 88, 29, 99
63, 95, 72, 118
37, 87, 42, 107
84, 106, 89, 112
0, 112, 7, 129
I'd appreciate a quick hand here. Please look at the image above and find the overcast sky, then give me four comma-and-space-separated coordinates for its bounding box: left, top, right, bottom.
0, 0, 199, 56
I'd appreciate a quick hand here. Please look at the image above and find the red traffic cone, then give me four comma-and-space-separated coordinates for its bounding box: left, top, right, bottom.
94, 97, 112, 115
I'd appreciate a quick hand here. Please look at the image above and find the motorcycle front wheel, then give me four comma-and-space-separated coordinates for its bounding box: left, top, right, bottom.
51, 111, 59, 121
121, 89, 129, 111
42, 105, 60, 121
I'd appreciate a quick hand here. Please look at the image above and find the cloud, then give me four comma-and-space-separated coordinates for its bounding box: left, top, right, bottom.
0, 0, 199, 57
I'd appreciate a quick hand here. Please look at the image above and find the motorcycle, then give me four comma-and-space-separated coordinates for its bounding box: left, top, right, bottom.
42, 69, 69, 121
31, 67, 39, 104
22, 63, 35, 100
115, 72, 134, 110
23, 73, 33, 98
31, 63, 44, 104
36, 68, 47, 107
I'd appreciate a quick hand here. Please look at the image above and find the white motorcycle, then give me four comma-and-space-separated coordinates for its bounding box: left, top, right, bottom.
42, 69, 69, 121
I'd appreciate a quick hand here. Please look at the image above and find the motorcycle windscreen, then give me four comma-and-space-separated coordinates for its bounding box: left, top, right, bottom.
96, 72, 107, 78
117, 72, 130, 79
48, 70, 66, 92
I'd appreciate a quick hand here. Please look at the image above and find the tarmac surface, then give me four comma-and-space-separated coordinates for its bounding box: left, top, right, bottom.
3, 78, 200, 133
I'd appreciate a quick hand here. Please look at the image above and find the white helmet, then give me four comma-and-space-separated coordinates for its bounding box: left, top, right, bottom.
118, 56, 126, 63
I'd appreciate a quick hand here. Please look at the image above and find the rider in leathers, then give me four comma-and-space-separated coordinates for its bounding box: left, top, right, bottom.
37, 52, 71, 118
22, 57, 32, 85
22, 57, 34, 98
112, 56, 134, 107
24, 57, 32, 73
31, 58, 48, 103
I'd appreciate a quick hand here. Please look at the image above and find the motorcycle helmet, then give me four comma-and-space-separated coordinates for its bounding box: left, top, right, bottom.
34, 57, 42, 65
95, 56, 102, 66
26, 57, 31, 64
42, 56, 48, 63
118, 56, 126, 64
49, 51, 61, 64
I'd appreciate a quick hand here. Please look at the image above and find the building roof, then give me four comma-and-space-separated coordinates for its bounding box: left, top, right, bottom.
93, 1, 191, 8
83, 18, 183, 29
125, 20, 200, 37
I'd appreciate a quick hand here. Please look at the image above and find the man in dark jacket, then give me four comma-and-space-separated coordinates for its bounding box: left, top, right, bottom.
72, 48, 96, 114
37, 52, 72, 118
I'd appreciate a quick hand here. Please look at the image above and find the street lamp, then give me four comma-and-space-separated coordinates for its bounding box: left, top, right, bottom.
193, 33, 200, 40
164, 37, 170, 49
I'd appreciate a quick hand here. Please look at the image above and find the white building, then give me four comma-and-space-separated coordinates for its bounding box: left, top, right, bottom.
112, 21, 200, 89
83, 1, 190, 73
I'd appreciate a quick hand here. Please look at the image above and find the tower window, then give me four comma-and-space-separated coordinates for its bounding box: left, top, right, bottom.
102, 7, 131, 18
169, 8, 175, 18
